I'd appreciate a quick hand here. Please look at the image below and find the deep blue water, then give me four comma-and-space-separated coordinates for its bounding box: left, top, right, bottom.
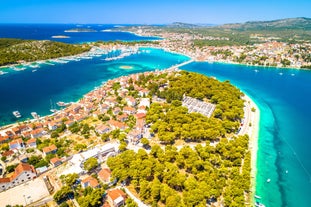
0, 24, 160, 43
181, 62, 311, 207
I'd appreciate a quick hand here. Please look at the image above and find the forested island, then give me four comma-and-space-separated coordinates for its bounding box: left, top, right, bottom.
0, 38, 91, 66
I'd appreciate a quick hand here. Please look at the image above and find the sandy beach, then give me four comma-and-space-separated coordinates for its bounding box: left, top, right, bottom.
240, 94, 260, 204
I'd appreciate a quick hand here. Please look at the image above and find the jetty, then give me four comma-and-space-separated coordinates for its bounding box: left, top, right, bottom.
168, 59, 194, 70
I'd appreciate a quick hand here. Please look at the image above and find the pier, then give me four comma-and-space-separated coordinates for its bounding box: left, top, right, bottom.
168, 59, 194, 70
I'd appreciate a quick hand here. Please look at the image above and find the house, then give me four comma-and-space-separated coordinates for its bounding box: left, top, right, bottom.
48, 122, 58, 131
0, 135, 11, 144
107, 189, 126, 207
11, 127, 21, 136
9, 138, 24, 150
139, 88, 149, 97
135, 113, 146, 120
30, 128, 46, 139
123, 106, 135, 115
116, 114, 128, 122
1, 150, 14, 160
139, 98, 150, 108
96, 125, 111, 134
26, 138, 37, 148
112, 107, 121, 115
125, 96, 136, 107
42, 144, 57, 157
108, 120, 128, 131
5, 131, 14, 138
0, 163, 36, 192
128, 130, 143, 144
99, 103, 110, 113
50, 157, 62, 167
19, 154, 28, 163
137, 105, 147, 114
98, 168, 111, 184
81, 176, 100, 189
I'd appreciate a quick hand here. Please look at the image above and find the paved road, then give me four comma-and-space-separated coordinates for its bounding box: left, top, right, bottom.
238, 96, 252, 136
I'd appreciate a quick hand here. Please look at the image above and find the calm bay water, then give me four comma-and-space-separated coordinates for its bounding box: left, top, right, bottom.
181, 62, 311, 207
0, 24, 311, 206
0, 48, 189, 125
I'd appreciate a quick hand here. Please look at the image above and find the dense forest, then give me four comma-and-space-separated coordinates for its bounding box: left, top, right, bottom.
108, 136, 251, 207
106, 71, 251, 206
145, 71, 244, 143
0, 38, 90, 66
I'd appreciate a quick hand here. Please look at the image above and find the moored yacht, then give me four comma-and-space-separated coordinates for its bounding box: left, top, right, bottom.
31, 112, 40, 119
13, 111, 22, 118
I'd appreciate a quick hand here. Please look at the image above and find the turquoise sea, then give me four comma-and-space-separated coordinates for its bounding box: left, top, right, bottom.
0, 48, 189, 126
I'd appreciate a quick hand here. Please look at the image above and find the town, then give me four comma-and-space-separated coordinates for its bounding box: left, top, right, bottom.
1, 67, 219, 207
122, 26, 311, 69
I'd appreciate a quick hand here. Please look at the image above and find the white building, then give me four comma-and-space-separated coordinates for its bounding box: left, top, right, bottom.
61, 143, 119, 176
0, 163, 36, 192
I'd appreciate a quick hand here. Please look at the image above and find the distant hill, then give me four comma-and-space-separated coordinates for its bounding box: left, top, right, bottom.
167, 22, 201, 28
217, 17, 311, 30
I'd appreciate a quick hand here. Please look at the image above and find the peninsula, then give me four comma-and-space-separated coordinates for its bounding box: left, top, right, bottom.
0, 67, 259, 207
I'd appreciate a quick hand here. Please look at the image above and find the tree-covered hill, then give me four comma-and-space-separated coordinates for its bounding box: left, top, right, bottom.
0, 38, 91, 66
218, 17, 311, 30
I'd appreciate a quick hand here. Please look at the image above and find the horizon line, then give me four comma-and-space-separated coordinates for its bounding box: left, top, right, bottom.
0, 16, 310, 26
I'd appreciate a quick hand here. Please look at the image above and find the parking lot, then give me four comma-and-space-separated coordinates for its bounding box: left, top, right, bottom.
0, 178, 50, 206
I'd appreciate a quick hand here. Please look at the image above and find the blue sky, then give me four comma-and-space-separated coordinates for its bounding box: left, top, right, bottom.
1, 0, 310, 24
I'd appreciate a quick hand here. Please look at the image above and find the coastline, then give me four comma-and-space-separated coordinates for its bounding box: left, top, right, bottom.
0, 45, 261, 206
118, 29, 310, 71
240, 93, 260, 205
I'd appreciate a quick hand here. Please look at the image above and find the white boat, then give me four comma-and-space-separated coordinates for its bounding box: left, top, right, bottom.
12, 66, 26, 71
32, 69, 37, 72
13, 111, 22, 118
31, 112, 40, 119
29, 64, 40, 68
255, 202, 266, 207
50, 109, 58, 113
267, 178, 271, 183
57, 101, 70, 107
254, 195, 261, 199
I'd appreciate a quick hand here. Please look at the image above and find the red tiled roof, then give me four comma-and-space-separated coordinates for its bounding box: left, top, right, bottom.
9, 138, 23, 146
50, 157, 62, 164
1, 150, 14, 157
42, 144, 57, 153
26, 138, 36, 145
107, 189, 126, 201
81, 176, 99, 188
98, 168, 111, 182
2, 163, 36, 182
